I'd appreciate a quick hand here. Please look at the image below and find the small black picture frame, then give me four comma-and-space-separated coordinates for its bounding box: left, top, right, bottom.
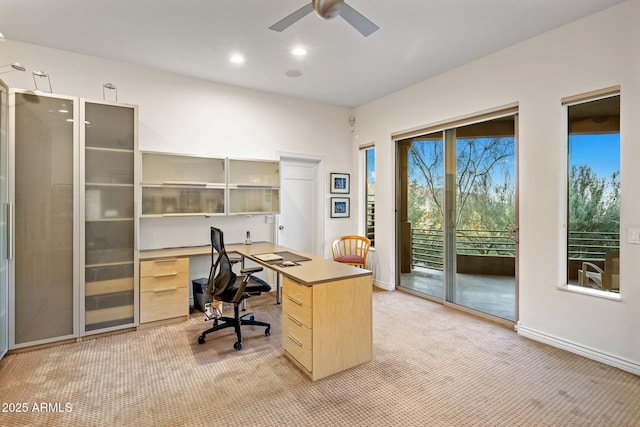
330, 173, 350, 194
331, 197, 350, 218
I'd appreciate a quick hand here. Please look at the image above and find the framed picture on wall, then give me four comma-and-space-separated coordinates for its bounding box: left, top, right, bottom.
331, 197, 350, 218
330, 173, 350, 194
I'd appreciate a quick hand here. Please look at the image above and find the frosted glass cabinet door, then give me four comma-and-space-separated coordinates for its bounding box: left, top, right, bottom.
0, 81, 8, 359
228, 159, 279, 186
141, 153, 225, 184
83, 101, 136, 333
12, 92, 76, 346
140, 152, 226, 216
228, 159, 280, 214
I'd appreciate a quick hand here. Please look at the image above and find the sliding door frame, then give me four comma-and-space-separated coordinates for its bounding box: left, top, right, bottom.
394, 105, 519, 327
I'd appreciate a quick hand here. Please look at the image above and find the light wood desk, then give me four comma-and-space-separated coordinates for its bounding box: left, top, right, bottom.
139, 242, 373, 381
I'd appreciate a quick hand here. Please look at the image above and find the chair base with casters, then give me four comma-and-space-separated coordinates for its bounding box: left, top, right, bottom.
197, 295, 271, 351
198, 226, 272, 351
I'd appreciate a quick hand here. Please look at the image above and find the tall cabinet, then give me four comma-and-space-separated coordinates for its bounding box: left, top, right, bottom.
10, 91, 78, 348
0, 80, 8, 360
82, 101, 138, 333
8, 89, 137, 349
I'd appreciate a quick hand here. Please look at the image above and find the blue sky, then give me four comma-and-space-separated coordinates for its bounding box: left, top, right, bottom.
569, 133, 620, 178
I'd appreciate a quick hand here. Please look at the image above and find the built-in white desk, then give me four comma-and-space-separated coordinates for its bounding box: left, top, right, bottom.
139, 242, 373, 381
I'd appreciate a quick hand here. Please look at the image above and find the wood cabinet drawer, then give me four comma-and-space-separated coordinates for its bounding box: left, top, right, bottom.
283, 311, 312, 349
140, 258, 189, 278
283, 323, 312, 371
282, 277, 311, 306
140, 272, 189, 293
140, 285, 189, 323
282, 293, 312, 327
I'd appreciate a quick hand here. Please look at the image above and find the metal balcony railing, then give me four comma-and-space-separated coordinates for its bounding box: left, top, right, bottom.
366, 199, 375, 247
411, 228, 619, 270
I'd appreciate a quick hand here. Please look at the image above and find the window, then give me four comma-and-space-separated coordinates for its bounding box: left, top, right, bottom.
564, 87, 620, 293
362, 146, 375, 247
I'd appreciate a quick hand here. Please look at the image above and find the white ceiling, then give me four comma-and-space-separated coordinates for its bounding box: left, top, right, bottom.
0, 0, 624, 107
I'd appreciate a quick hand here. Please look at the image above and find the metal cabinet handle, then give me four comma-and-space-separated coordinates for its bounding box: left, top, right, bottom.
287, 334, 303, 347
7, 203, 13, 260
153, 287, 178, 293
287, 295, 302, 306
287, 314, 302, 326
153, 272, 178, 278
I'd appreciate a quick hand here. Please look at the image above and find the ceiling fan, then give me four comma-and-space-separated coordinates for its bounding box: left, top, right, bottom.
269, 0, 379, 37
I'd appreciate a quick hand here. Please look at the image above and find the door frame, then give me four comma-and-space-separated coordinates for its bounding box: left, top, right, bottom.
277, 152, 325, 256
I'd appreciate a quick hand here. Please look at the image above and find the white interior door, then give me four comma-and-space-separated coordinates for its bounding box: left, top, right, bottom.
278, 158, 320, 255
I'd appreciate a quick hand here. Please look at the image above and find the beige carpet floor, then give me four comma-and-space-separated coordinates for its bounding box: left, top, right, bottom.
1, 289, 639, 426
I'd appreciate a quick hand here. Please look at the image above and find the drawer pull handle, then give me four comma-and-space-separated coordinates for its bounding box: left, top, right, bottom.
153, 259, 177, 264
287, 334, 303, 347
287, 314, 302, 326
287, 295, 302, 306
153, 287, 178, 293
153, 272, 178, 278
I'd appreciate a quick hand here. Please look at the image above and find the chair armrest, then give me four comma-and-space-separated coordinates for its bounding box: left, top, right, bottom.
231, 280, 248, 303
579, 261, 604, 288
241, 266, 263, 276
581, 262, 603, 274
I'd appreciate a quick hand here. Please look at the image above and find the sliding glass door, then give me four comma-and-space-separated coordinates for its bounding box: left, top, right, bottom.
397, 114, 518, 323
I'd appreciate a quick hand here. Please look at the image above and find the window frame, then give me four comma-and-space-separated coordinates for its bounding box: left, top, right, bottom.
561, 86, 621, 301
360, 144, 375, 248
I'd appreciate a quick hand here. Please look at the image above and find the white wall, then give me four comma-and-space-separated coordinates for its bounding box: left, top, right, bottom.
0, 40, 356, 257
353, 0, 640, 373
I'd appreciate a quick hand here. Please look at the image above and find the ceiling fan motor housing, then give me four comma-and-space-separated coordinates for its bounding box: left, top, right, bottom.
314, 0, 344, 20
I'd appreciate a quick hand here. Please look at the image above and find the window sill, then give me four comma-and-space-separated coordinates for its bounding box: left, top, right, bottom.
557, 284, 622, 301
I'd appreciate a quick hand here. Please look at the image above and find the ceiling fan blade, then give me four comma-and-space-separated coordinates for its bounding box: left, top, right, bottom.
269, 3, 315, 32
339, 3, 379, 37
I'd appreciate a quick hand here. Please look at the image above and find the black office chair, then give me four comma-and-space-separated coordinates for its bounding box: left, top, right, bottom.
198, 226, 271, 350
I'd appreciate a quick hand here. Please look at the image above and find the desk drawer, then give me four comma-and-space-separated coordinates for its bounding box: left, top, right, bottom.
140, 258, 189, 278
283, 311, 312, 348
140, 272, 189, 293
284, 325, 312, 371
282, 294, 312, 327
282, 277, 311, 306
140, 285, 189, 323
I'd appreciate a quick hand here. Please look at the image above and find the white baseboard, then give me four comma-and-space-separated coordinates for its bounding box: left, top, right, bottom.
517, 324, 640, 376
373, 279, 394, 291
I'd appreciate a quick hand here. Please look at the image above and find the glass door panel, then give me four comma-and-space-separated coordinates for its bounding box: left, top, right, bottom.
397, 133, 445, 300
83, 101, 136, 332
448, 118, 517, 321
13, 92, 76, 345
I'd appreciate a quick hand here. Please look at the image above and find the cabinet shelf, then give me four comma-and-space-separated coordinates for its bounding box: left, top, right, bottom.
86, 260, 134, 268
86, 217, 134, 222
86, 182, 134, 187
86, 146, 134, 154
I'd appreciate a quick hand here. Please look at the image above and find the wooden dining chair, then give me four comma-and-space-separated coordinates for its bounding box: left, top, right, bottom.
331, 235, 371, 269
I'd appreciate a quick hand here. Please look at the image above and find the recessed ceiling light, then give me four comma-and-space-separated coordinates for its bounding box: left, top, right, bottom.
0, 32, 5, 42
291, 47, 307, 57
230, 54, 245, 64
286, 69, 302, 78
